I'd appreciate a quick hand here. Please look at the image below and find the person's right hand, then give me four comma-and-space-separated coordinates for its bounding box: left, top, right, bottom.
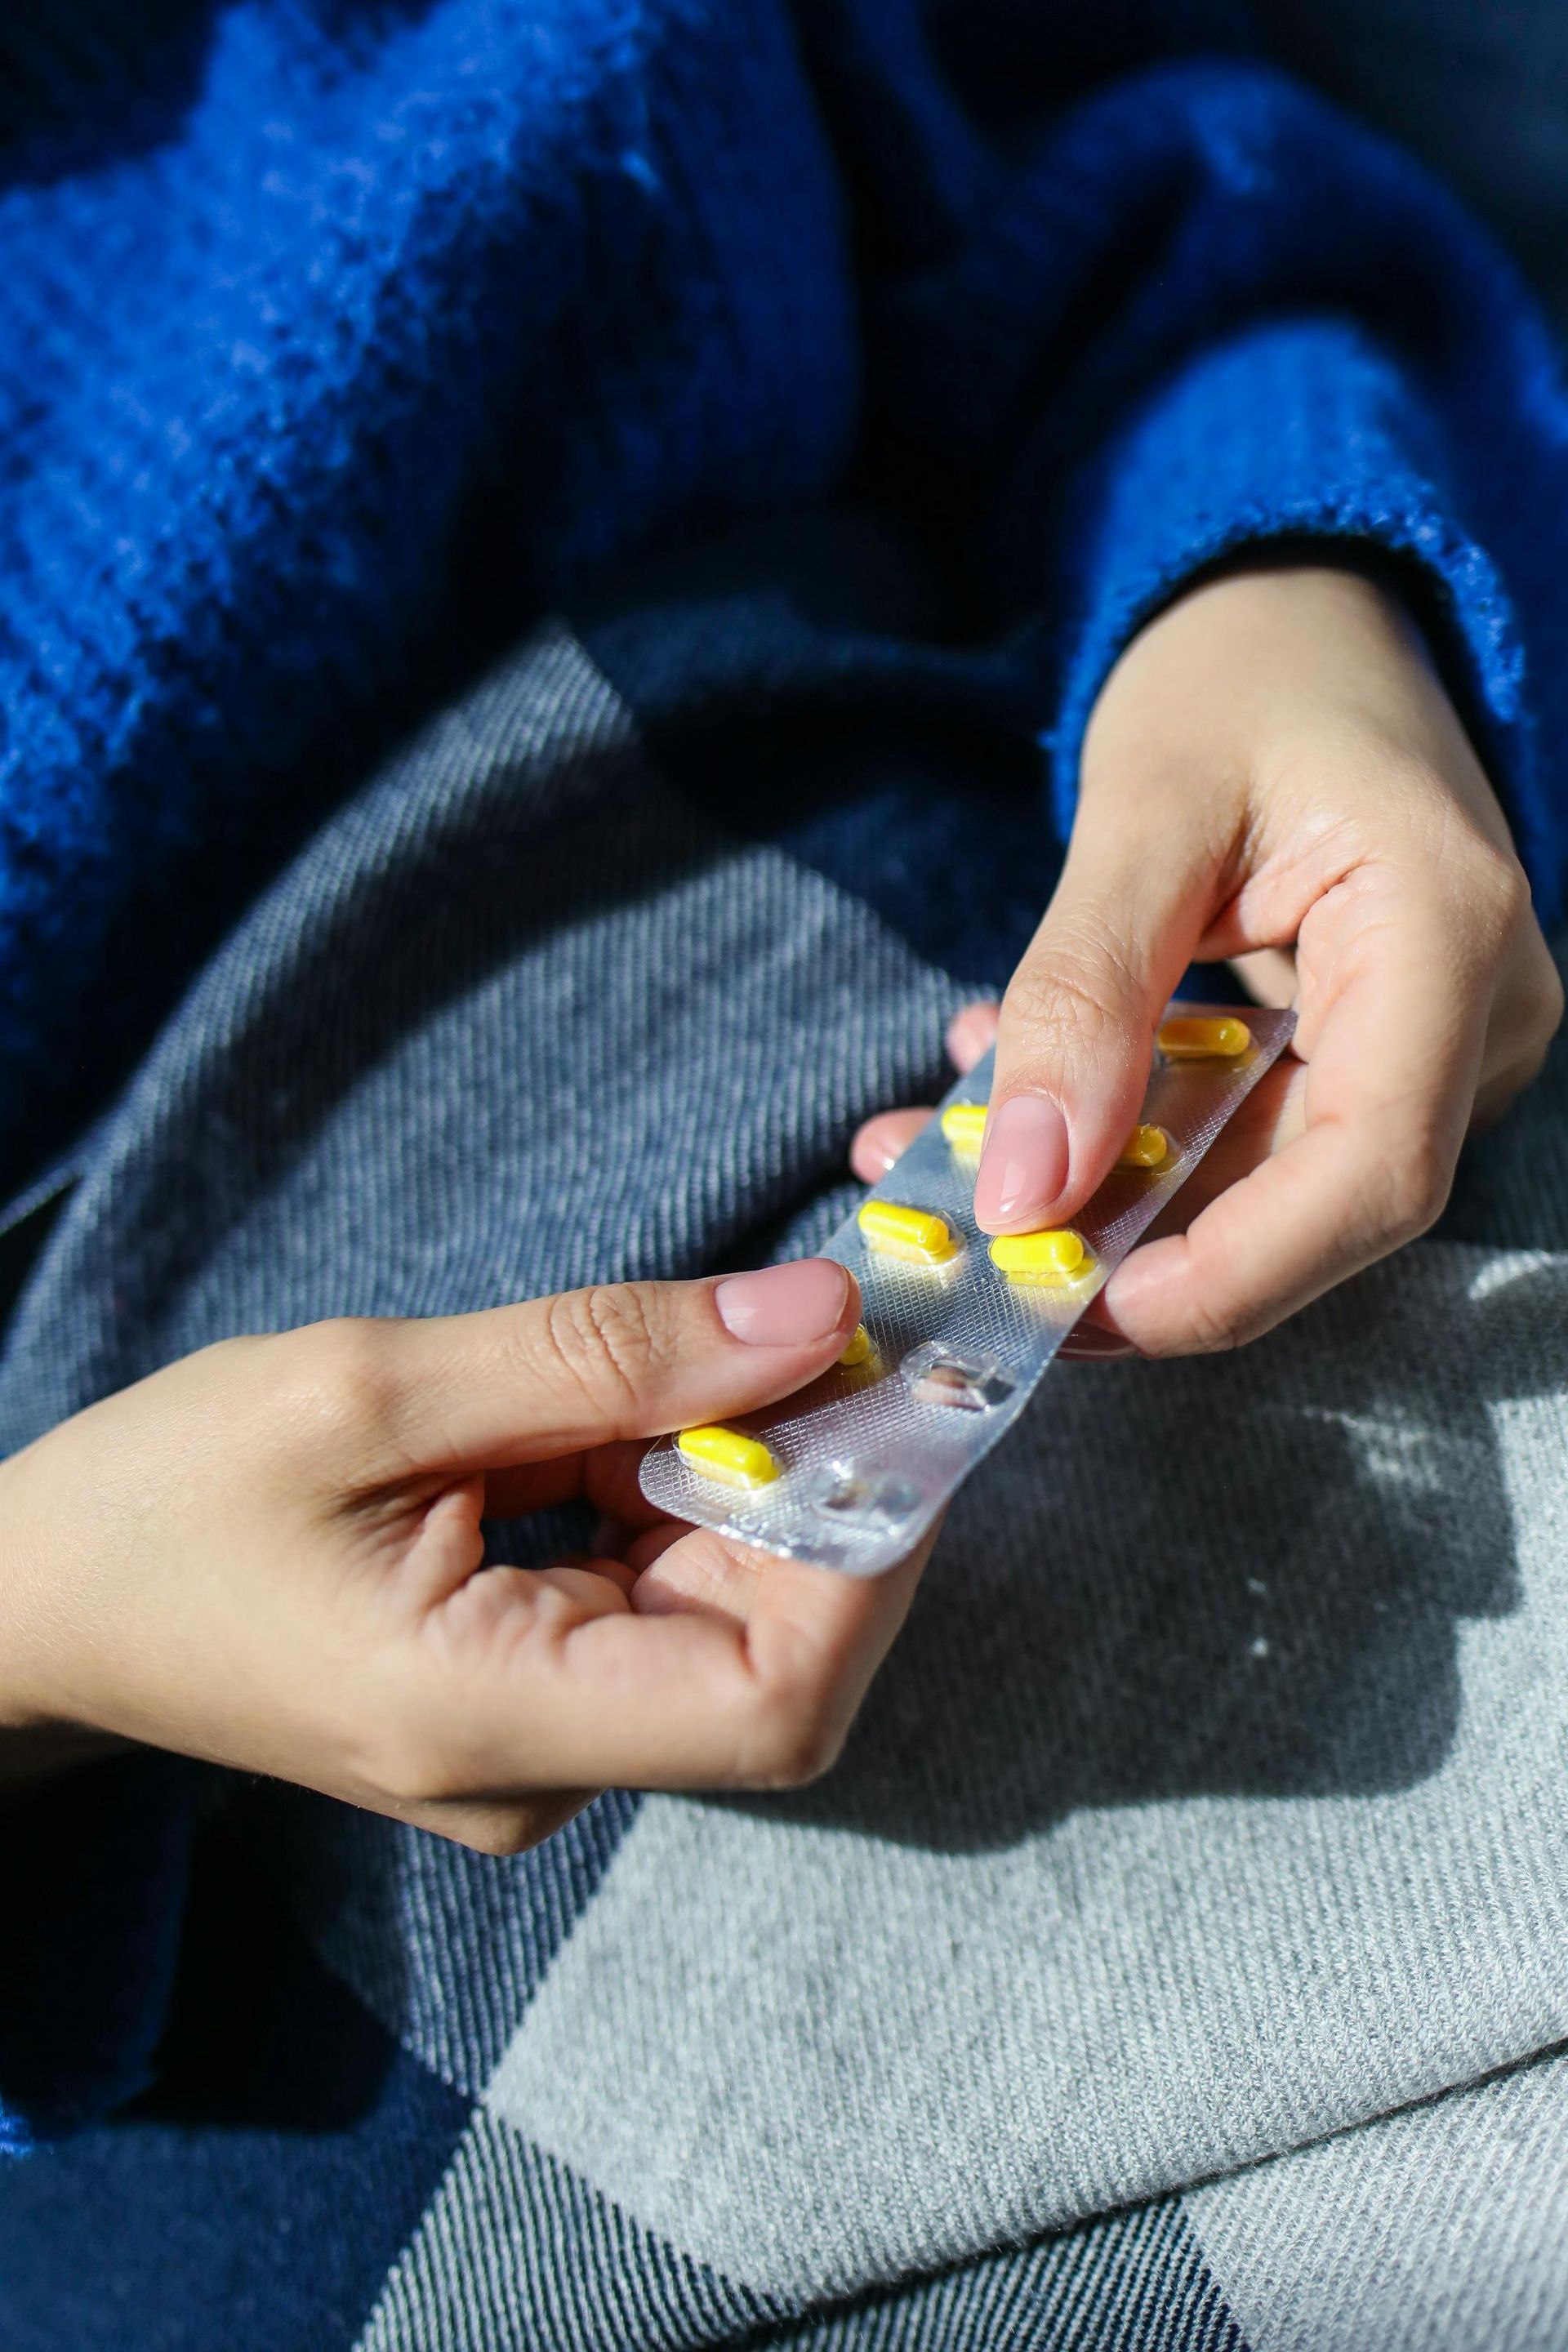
849, 568, 1562, 1358
0, 1261, 929, 1851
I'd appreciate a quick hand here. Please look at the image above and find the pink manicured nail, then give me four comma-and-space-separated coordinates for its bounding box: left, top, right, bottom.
850, 1130, 902, 1181
946, 1003, 1000, 1071
973, 1094, 1069, 1231
850, 1109, 931, 1183
715, 1259, 850, 1345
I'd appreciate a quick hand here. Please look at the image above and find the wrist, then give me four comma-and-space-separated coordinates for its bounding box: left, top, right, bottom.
1084, 560, 1443, 806
0, 1445, 109, 1788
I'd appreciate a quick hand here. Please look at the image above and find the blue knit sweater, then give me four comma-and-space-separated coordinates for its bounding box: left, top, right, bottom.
3, 1, 1568, 1191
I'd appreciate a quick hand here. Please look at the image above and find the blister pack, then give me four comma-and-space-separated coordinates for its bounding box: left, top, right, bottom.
640, 1004, 1296, 1575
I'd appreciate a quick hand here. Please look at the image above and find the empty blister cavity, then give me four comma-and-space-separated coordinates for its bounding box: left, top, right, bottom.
808, 1461, 924, 1531
641, 1002, 1296, 1574
902, 1342, 1016, 1413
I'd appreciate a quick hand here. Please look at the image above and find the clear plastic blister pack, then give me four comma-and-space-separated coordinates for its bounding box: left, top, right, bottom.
640, 1004, 1296, 1575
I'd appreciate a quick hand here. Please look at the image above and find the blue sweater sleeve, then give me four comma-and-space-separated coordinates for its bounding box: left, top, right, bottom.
844, 39, 1568, 915
1042, 306, 1553, 902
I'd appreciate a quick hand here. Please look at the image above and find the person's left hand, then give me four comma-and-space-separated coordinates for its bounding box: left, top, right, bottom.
0, 1262, 930, 1846
852, 565, 1563, 1357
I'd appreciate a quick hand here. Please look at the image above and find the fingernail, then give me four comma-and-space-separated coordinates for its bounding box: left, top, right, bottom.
973, 1094, 1069, 1230
715, 1259, 851, 1345
850, 1111, 929, 1183
1059, 1326, 1138, 1361
946, 1004, 1000, 1070
852, 1133, 901, 1180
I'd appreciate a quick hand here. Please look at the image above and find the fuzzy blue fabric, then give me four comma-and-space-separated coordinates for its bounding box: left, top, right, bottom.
2, 2, 1568, 1187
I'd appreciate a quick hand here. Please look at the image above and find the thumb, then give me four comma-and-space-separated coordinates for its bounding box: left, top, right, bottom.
328, 1260, 861, 1476
974, 786, 1219, 1234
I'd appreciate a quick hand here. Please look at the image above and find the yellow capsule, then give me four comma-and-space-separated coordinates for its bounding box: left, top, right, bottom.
1117, 1123, 1170, 1170
939, 1101, 987, 1155
838, 1322, 874, 1367
857, 1200, 960, 1266
676, 1425, 782, 1491
987, 1227, 1091, 1285
1157, 1013, 1251, 1060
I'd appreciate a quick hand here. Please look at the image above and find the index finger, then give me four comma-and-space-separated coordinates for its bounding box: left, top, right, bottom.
439, 1523, 935, 1793
327, 1263, 860, 1477
1099, 870, 1490, 1355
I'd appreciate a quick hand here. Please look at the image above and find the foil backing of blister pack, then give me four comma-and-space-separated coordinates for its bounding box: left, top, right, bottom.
640, 1004, 1296, 1575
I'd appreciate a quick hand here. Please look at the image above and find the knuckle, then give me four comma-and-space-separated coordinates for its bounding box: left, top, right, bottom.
541, 1284, 665, 1422
1521, 951, 1566, 1050
275, 1317, 399, 1450
1376, 1135, 1454, 1245
1004, 933, 1140, 1055
350, 1687, 476, 1810
749, 1681, 848, 1789
1168, 1289, 1247, 1359
1385, 746, 1459, 826
1446, 831, 1533, 949
442, 1807, 551, 1858
366, 1725, 464, 1808
1478, 844, 1534, 933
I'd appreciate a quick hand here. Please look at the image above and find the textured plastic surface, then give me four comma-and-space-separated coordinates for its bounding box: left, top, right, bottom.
641, 1004, 1296, 1574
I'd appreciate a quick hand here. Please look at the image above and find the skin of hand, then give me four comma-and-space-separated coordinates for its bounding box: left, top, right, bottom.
0, 1260, 932, 1848
853, 564, 1563, 1357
